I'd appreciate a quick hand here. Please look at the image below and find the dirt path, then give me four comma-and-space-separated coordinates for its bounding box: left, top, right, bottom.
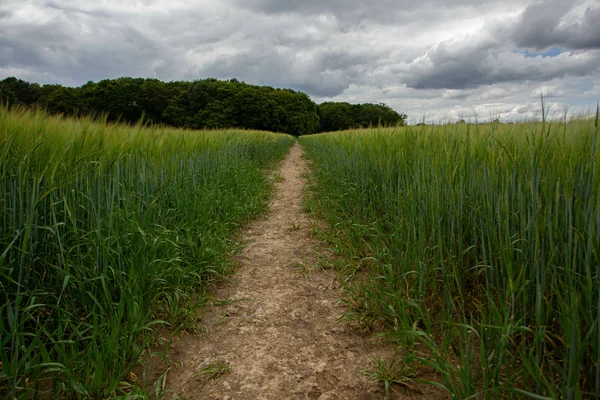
164, 143, 435, 399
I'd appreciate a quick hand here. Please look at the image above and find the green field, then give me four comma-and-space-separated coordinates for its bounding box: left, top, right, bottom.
2, 103, 599, 399
0, 107, 294, 398
300, 117, 599, 399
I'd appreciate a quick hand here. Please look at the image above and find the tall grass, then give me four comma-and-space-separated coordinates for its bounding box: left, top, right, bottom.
301, 116, 599, 399
0, 106, 294, 398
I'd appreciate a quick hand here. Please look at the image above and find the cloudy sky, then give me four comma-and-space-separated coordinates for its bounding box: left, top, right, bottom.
1, 0, 599, 123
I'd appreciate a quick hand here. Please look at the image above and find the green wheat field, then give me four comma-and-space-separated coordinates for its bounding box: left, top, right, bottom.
1, 104, 599, 399
300, 115, 599, 399
0, 106, 294, 398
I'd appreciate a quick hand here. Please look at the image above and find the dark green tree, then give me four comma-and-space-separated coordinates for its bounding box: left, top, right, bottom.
318, 102, 355, 131
80, 78, 144, 123
0, 83, 18, 107
0, 77, 40, 104
136, 79, 177, 123
37, 84, 80, 115
1, 76, 406, 135
193, 100, 235, 129
317, 101, 406, 132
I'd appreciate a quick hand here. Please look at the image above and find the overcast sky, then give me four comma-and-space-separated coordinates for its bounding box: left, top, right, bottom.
1, 0, 599, 123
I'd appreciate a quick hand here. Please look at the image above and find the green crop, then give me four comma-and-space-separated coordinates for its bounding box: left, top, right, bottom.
301, 115, 599, 399
0, 106, 294, 398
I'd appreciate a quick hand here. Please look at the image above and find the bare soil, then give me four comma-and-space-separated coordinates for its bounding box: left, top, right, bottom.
164, 143, 445, 399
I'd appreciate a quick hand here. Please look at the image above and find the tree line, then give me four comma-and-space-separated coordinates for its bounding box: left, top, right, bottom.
0, 76, 407, 135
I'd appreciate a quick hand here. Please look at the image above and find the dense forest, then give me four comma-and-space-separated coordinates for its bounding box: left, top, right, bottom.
0, 77, 406, 135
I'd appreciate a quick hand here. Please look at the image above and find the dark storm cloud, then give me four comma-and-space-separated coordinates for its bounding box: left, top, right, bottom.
45, 1, 114, 18
0, 1, 180, 85
404, 40, 495, 90
404, 1, 600, 90
196, 47, 374, 97
0, 37, 47, 69
405, 40, 600, 90
227, 0, 528, 33
231, 0, 506, 21
510, 0, 600, 50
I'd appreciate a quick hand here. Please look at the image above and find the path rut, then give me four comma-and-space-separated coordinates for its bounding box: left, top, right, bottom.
164, 143, 433, 399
